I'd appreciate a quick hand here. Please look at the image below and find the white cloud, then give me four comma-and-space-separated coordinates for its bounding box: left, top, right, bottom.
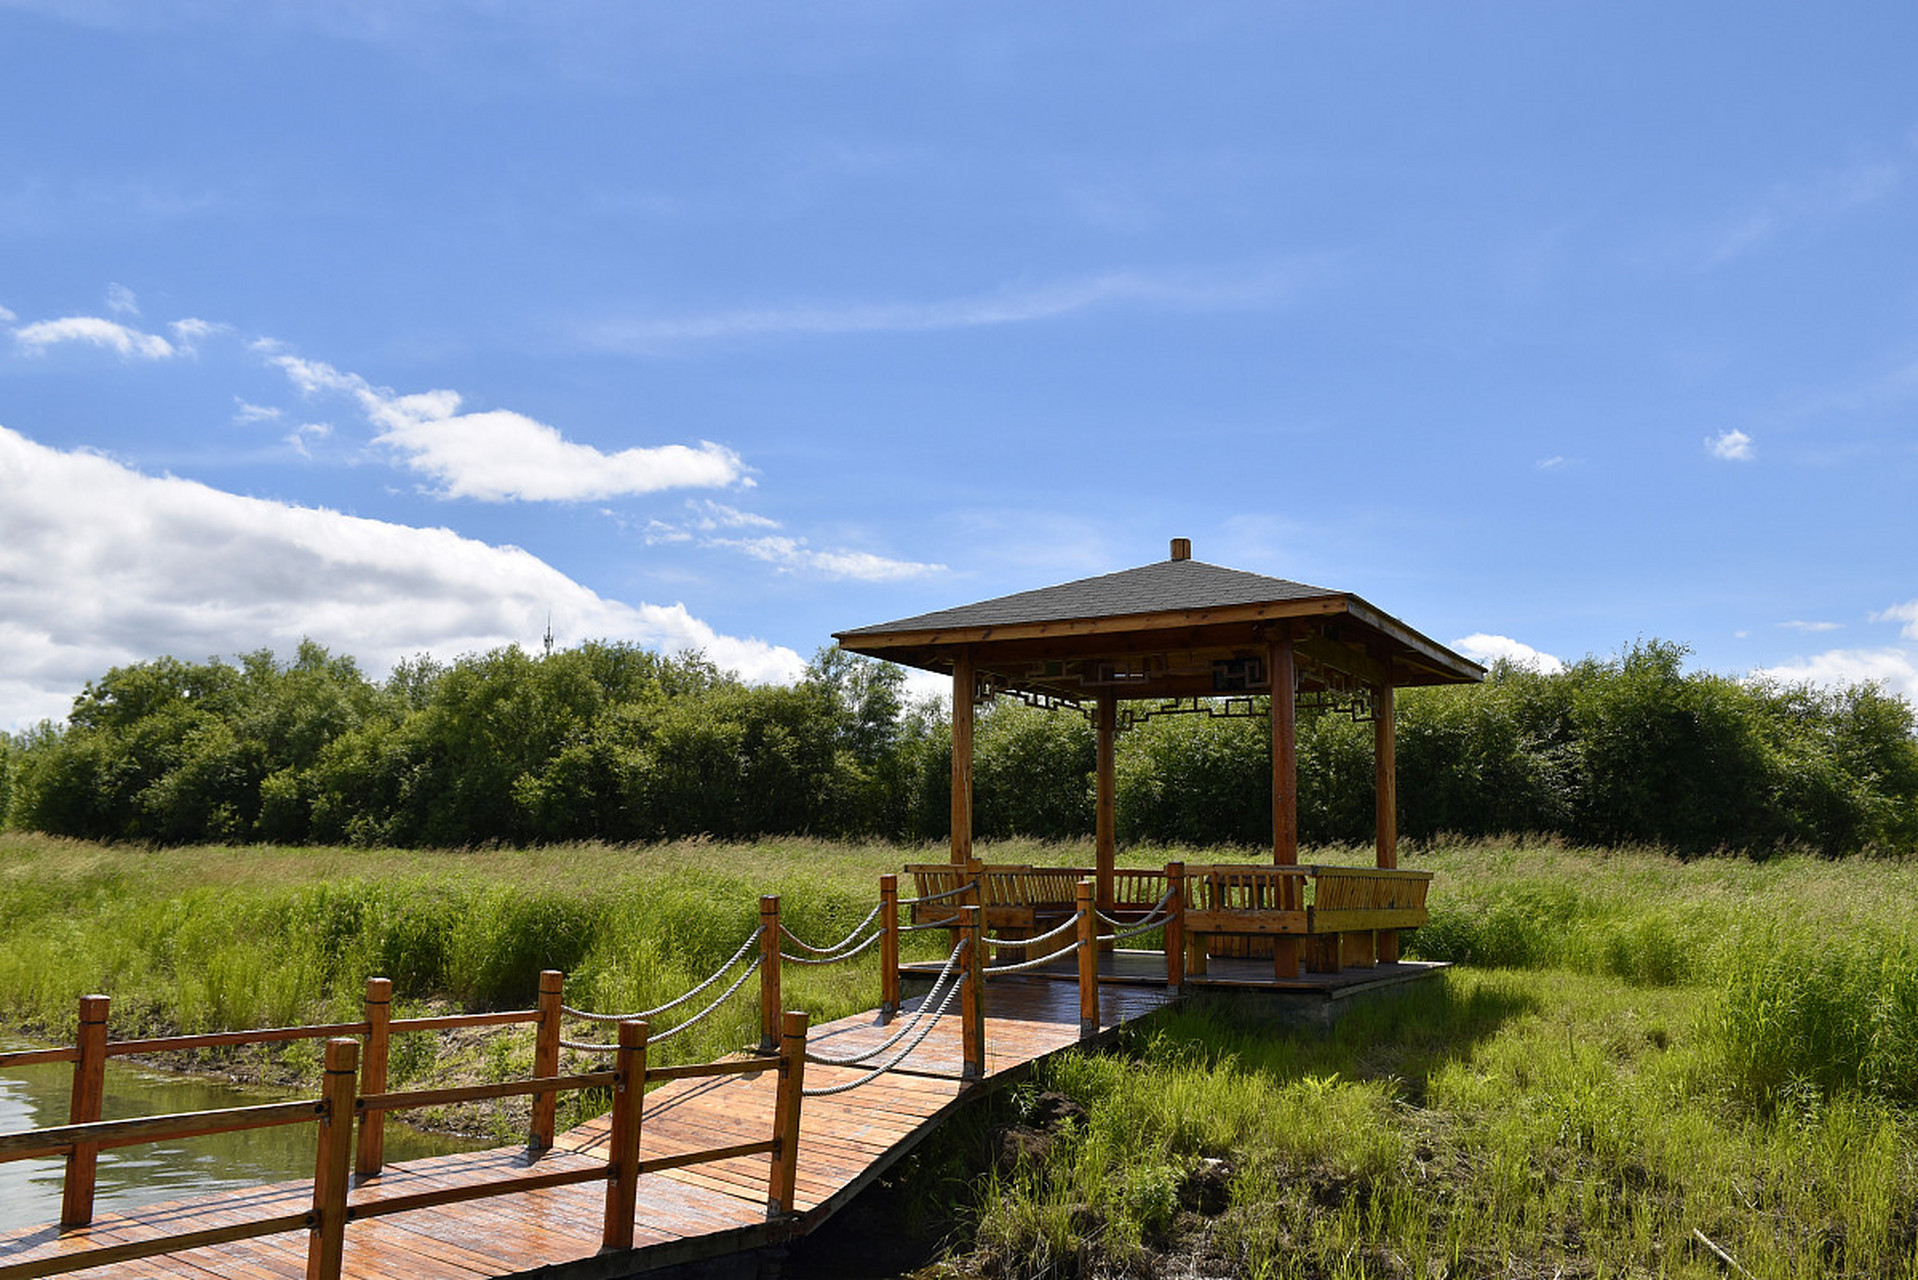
12, 315, 176, 360
233, 399, 283, 425
715, 535, 946, 582
1751, 648, 1918, 700
0, 423, 804, 731
105, 283, 139, 316
585, 258, 1328, 350
1536, 455, 1571, 470
1707, 429, 1755, 461
1451, 633, 1567, 674
1779, 620, 1843, 633
0, 304, 15, 324
264, 352, 747, 502
1871, 601, 1918, 640
686, 498, 779, 531
167, 317, 220, 352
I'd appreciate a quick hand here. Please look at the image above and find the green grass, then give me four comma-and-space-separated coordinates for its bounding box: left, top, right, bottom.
5, 832, 1918, 1273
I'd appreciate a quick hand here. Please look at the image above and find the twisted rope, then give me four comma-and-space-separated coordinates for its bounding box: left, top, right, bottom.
780, 902, 884, 955
801, 957, 966, 1097
1097, 917, 1172, 944
562, 926, 764, 1024
898, 880, 977, 906
803, 940, 966, 1067
899, 919, 966, 932
559, 955, 762, 1053
984, 911, 1083, 953
984, 941, 1085, 975
1093, 888, 1176, 928
781, 927, 885, 966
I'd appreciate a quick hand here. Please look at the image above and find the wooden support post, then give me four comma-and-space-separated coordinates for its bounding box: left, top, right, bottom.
759, 895, 782, 1054
950, 647, 975, 865
1094, 689, 1117, 934
959, 904, 985, 1081
601, 1020, 648, 1253
1275, 936, 1301, 980
879, 874, 900, 1022
355, 977, 391, 1178
1269, 634, 1298, 866
60, 994, 109, 1228
1076, 880, 1099, 1039
529, 969, 564, 1151
307, 1037, 359, 1280
1342, 930, 1378, 969
1375, 684, 1402, 964
1305, 935, 1342, 974
1164, 862, 1185, 995
767, 1009, 809, 1217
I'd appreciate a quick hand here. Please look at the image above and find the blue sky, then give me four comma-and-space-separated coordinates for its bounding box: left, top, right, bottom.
3, 1, 1917, 729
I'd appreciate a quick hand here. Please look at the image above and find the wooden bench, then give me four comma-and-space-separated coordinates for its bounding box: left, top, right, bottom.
1183, 864, 1431, 977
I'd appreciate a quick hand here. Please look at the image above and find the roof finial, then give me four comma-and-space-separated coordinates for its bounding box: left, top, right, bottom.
1170, 537, 1191, 562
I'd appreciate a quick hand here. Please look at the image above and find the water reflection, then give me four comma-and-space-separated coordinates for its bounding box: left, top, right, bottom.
0, 1034, 486, 1232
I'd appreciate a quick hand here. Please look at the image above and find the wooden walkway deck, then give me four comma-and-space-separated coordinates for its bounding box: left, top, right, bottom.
0, 978, 1179, 1280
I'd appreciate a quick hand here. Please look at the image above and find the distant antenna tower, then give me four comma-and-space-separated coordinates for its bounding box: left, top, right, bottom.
542, 613, 554, 658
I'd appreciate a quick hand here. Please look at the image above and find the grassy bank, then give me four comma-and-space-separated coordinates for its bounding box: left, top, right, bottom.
4, 834, 1917, 1274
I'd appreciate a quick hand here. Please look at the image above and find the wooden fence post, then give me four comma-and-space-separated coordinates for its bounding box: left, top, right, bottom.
60, 994, 109, 1227
600, 1020, 649, 1253
879, 874, 900, 1023
530, 969, 564, 1151
759, 896, 782, 1054
959, 903, 985, 1081
767, 1009, 809, 1217
1165, 863, 1186, 995
1076, 880, 1098, 1039
354, 977, 391, 1178
307, 1037, 359, 1280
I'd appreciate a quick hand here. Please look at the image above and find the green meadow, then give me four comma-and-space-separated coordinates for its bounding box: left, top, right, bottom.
3, 833, 1916, 1276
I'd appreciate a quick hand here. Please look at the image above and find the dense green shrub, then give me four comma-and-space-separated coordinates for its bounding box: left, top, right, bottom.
8, 638, 1916, 855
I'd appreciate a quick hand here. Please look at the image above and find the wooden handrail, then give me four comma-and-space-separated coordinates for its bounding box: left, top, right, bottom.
0, 1046, 79, 1070
0, 967, 817, 1280
0, 1100, 322, 1162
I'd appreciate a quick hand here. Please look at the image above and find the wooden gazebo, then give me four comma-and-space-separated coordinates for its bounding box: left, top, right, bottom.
835, 538, 1485, 975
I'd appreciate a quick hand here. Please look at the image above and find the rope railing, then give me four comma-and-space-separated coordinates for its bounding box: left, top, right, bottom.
897, 879, 978, 906
804, 939, 966, 1068
780, 927, 885, 966
559, 956, 762, 1053
801, 950, 968, 1097
779, 902, 884, 955
561, 926, 765, 1024
1093, 887, 1177, 929
983, 911, 1083, 953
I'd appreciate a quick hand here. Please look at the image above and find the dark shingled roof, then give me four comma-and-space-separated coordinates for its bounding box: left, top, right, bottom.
838, 558, 1338, 636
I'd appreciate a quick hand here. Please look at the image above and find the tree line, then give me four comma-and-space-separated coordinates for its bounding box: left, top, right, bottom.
2, 637, 1914, 856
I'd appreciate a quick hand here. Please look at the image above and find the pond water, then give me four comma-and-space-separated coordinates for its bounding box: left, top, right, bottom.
0, 1034, 487, 1233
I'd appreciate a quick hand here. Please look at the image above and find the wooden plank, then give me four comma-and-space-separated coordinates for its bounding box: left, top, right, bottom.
1306, 908, 1428, 933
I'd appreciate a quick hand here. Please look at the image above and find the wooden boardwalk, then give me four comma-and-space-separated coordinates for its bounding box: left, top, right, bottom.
0, 977, 1178, 1280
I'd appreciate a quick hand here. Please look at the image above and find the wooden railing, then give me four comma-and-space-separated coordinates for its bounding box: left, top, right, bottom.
0, 977, 811, 1280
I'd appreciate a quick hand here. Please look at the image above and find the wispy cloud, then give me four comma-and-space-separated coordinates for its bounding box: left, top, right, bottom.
262, 351, 747, 502
12, 314, 178, 359
715, 535, 946, 582
1779, 620, 1842, 634
644, 498, 943, 581
1872, 600, 1918, 640
1452, 633, 1566, 674
1706, 156, 1903, 267
1706, 429, 1754, 461
583, 258, 1329, 351
105, 283, 139, 316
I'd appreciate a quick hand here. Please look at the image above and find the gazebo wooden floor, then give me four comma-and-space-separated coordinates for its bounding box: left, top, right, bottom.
0, 977, 1178, 1280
